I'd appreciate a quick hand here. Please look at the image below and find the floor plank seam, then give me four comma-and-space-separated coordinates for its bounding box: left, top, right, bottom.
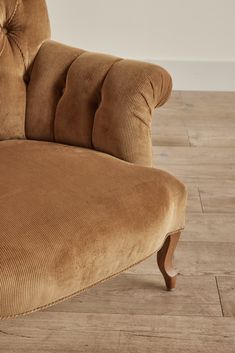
32, 312, 235, 320
187, 129, 192, 147
198, 187, 205, 213
44, 311, 225, 318
215, 276, 225, 317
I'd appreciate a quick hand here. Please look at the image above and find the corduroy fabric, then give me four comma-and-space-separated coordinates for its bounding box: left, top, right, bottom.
26, 41, 172, 167
0, 0, 50, 140
0, 140, 187, 319
0, 0, 187, 319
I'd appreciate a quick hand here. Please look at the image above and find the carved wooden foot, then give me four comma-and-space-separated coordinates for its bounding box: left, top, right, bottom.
157, 231, 181, 291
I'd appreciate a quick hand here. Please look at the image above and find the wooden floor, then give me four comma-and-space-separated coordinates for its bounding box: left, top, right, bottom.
1, 91, 235, 352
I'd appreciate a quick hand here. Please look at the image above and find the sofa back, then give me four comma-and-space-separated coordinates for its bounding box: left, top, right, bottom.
0, 0, 50, 140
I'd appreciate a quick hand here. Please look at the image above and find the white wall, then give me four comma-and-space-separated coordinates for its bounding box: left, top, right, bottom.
47, 0, 235, 91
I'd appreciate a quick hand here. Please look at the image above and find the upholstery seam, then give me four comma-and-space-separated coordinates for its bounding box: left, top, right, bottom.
92, 57, 123, 147
26, 39, 51, 76
25, 40, 52, 137
133, 112, 150, 128
140, 91, 152, 115
52, 50, 87, 141
149, 80, 155, 102
155, 72, 173, 108
7, 0, 20, 26
4, 0, 26, 70
0, 35, 6, 57
8, 34, 27, 71
0, 227, 184, 320
98, 58, 123, 95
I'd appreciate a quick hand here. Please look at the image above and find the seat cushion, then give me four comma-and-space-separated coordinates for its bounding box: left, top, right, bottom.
0, 140, 186, 318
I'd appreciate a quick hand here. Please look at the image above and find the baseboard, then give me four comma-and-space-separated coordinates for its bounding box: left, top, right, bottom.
142, 59, 235, 91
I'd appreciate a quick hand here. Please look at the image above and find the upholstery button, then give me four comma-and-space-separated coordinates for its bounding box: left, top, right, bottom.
0, 26, 8, 35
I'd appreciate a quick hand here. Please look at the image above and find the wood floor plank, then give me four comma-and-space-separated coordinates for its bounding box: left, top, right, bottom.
156, 164, 235, 183
216, 276, 235, 317
1, 313, 235, 353
183, 213, 235, 242
0, 313, 120, 352
188, 127, 235, 147
154, 91, 235, 128
152, 134, 190, 147
119, 315, 235, 353
152, 125, 190, 147
184, 184, 202, 213
126, 242, 235, 276
153, 146, 235, 165
175, 242, 235, 276
199, 182, 235, 213
151, 124, 189, 136
44, 274, 221, 317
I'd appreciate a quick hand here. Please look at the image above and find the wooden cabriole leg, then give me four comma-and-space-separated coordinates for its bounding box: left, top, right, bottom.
157, 231, 181, 291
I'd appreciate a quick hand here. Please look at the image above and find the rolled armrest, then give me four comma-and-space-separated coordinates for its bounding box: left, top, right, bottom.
92, 58, 172, 166
26, 41, 172, 166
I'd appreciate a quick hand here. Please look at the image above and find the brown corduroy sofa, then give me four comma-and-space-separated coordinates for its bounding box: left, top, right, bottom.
0, 0, 187, 319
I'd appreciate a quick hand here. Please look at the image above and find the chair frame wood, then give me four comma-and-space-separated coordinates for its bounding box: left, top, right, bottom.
157, 231, 181, 290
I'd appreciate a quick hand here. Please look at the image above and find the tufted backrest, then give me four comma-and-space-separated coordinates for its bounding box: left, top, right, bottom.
0, 0, 50, 140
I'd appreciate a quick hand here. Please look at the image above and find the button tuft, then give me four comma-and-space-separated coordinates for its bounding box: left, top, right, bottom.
0, 26, 8, 35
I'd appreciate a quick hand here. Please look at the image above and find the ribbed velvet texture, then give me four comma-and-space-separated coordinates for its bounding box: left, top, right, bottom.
26, 41, 172, 166
0, 140, 186, 318
0, 0, 187, 319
